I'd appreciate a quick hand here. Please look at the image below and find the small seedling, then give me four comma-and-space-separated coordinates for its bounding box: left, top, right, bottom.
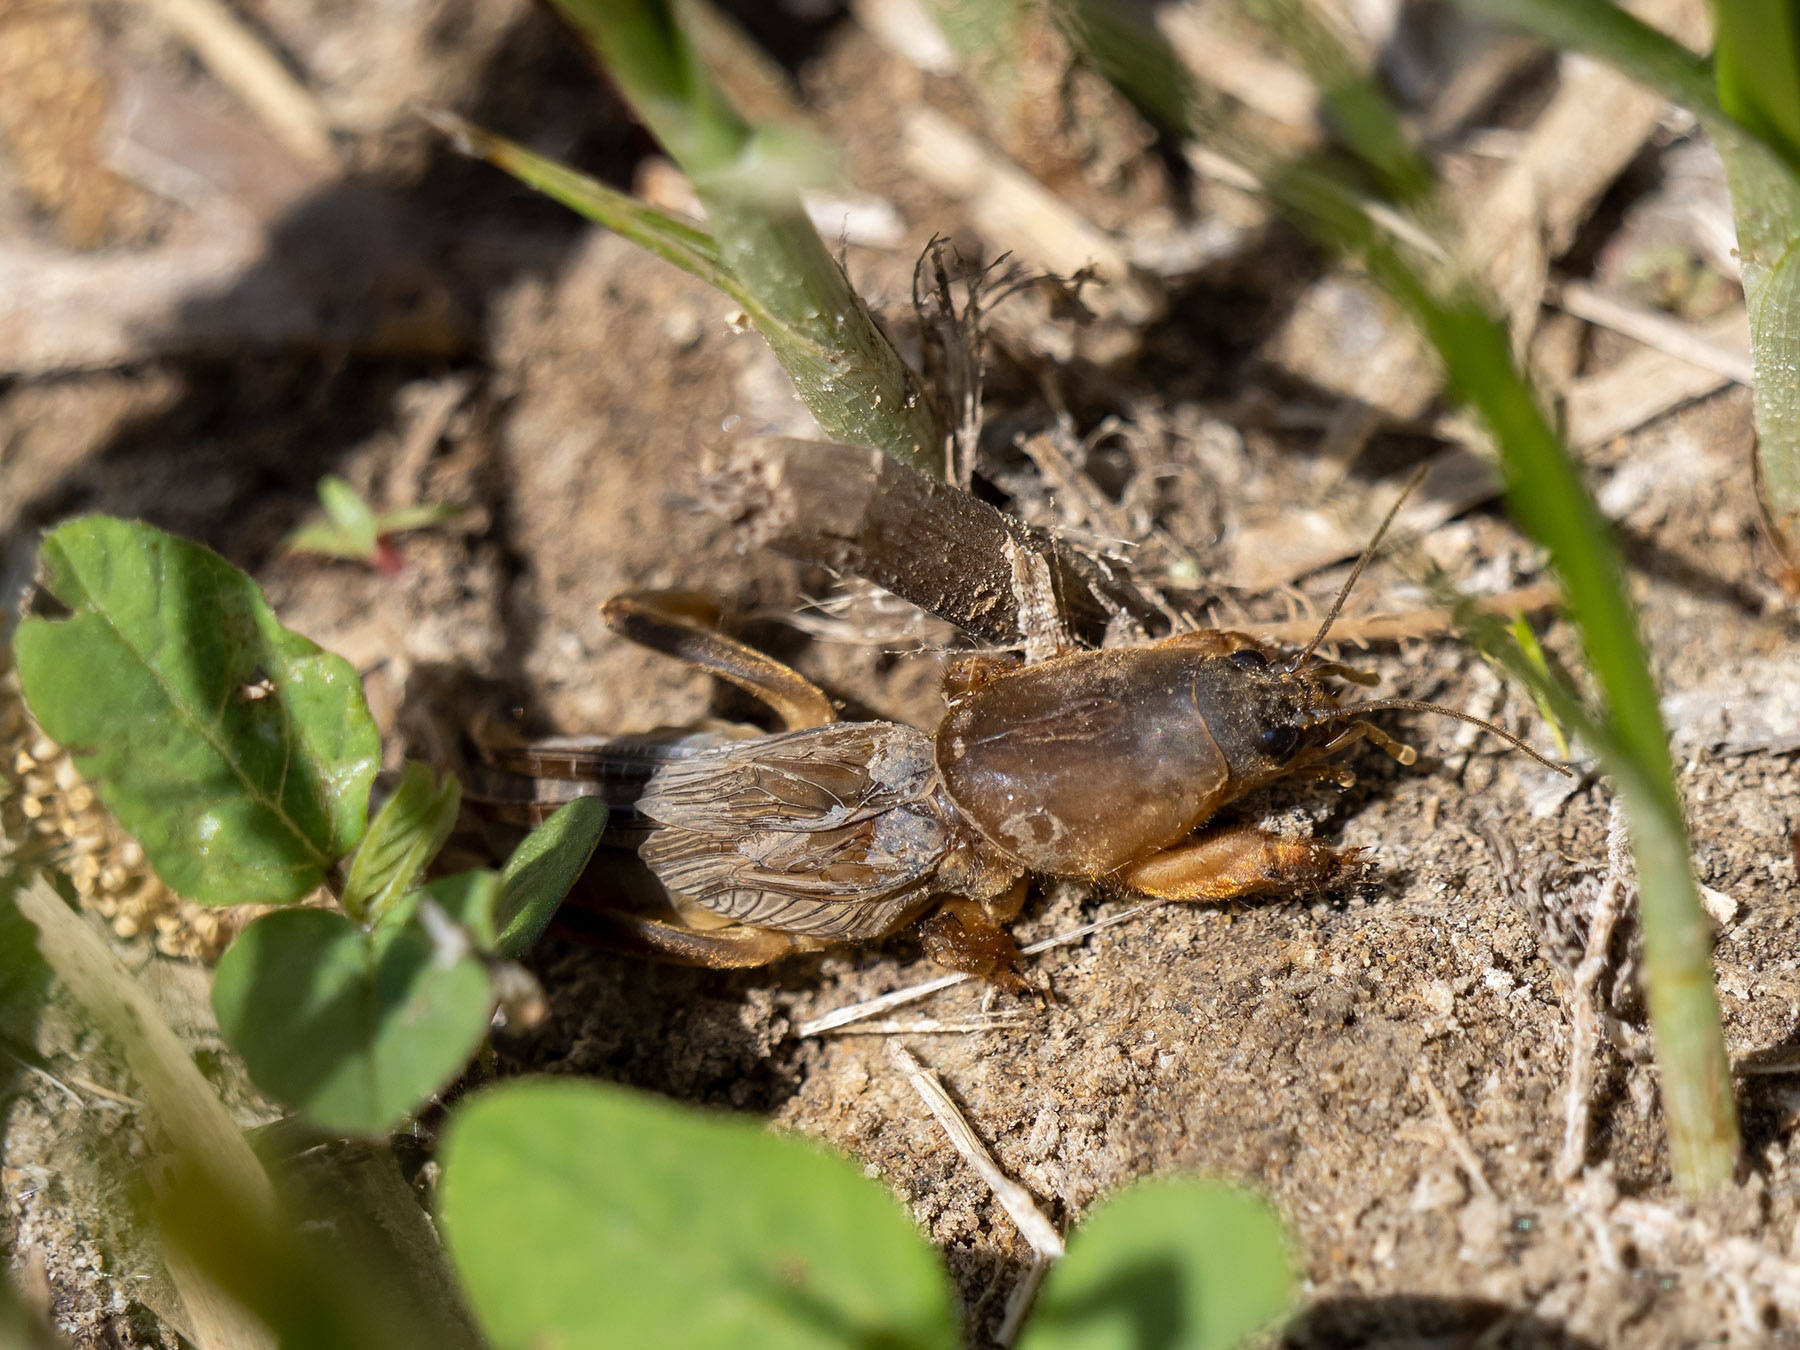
283, 474, 466, 574
431, 0, 946, 475
14, 516, 605, 1134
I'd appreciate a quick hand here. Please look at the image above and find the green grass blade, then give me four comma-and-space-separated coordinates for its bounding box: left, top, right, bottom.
1073, 0, 1742, 1191
1058, 1, 1433, 239
1712, 0, 1800, 172
1057, 0, 1246, 152
1365, 254, 1739, 1190
1450, 0, 1800, 550
540, 0, 946, 474
1453, 0, 1722, 118
1238, 0, 1435, 203
424, 111, 746, 302
1707, 71, 1800, 553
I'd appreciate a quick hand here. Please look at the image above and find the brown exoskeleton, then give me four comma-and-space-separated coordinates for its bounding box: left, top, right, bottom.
473, 535, 1568, 983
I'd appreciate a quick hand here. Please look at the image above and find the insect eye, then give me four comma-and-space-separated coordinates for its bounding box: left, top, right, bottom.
1227, 649, 1269, 671
1259, 723, 1302, 758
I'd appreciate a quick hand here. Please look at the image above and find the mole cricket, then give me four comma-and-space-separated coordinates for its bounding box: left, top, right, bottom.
473, 497, 1568, 983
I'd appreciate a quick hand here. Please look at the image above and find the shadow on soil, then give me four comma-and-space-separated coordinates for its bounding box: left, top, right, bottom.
1284, 1294, 1600, 1349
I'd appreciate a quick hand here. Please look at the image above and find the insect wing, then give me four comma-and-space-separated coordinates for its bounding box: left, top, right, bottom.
638, 724, 950, 938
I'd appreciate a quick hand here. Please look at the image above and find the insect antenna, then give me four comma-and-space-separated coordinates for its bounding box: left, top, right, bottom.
1312, 698, 1574, 775
1283, 465, 1430, 674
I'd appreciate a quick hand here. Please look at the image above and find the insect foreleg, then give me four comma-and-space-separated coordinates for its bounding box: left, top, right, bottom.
917, 899, 1027, 989
1318, 718, 1417, 766
1113, 825, 1354, 903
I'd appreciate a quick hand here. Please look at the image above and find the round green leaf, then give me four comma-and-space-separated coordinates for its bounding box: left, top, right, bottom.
494, 796, 608, 957
1021, 1178, 1297, 1350
438, 1080, 957, 1350
211, 906, 492, 1135
14, 517, 380, 906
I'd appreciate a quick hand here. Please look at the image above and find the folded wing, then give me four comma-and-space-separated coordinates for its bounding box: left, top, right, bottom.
637, 723, 951, 939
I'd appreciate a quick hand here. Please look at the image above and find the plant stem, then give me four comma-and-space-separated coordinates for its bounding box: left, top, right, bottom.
1377, 263, 1740, 1190
1064, 0, 1741, 1189
547, 0, 946, 475
1711, 121, 1800, 550
1450, 0, 1800, 565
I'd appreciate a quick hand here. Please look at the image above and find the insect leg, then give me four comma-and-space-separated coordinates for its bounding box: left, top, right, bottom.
942, 651, 1023, 705
1112, 824, 1355, 903
917, 899, 1027, 990
603, 591, 835, 730
1320, 719, 1417, 765
570, 904, 827, 968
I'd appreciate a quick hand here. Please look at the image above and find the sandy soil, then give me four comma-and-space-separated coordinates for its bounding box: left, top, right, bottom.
3, 2, 1798, 1347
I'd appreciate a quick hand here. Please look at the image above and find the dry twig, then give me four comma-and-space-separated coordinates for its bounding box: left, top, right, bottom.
1233, 582, 1562, 647
128, 0, 336, 169
796, 903, 1162, 1036
899, 108, 1159, 322
1574, 1175, 1800, 1335
887, 1041, 1064, 1257
816, 1014, 1029, 1036
1551, 282, 1753, 385
1417, 1068, 1495, 1200
1557, 805, 1631, 1182
996, 1254, 1053, 1348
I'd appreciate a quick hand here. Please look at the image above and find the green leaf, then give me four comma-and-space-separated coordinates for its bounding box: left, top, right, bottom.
1453, 0, 1723, 119
341, 762, 462, 924
1713, 0, 1800, 174
1239, 0, 1434, 203
425, 870, 501, 951
1506, 614, 1572, 760
14, 517, 380, 907
283, 479, 462, 561
212, 906, 492, 1135
494, 797, 608, 958
1021, 1179, 1297, 1350
280, 521, 378, 562
438, 1079, 957, 1350
424, 111, 746, 301
373, 501, 468, 536
317, 476, 380, 557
